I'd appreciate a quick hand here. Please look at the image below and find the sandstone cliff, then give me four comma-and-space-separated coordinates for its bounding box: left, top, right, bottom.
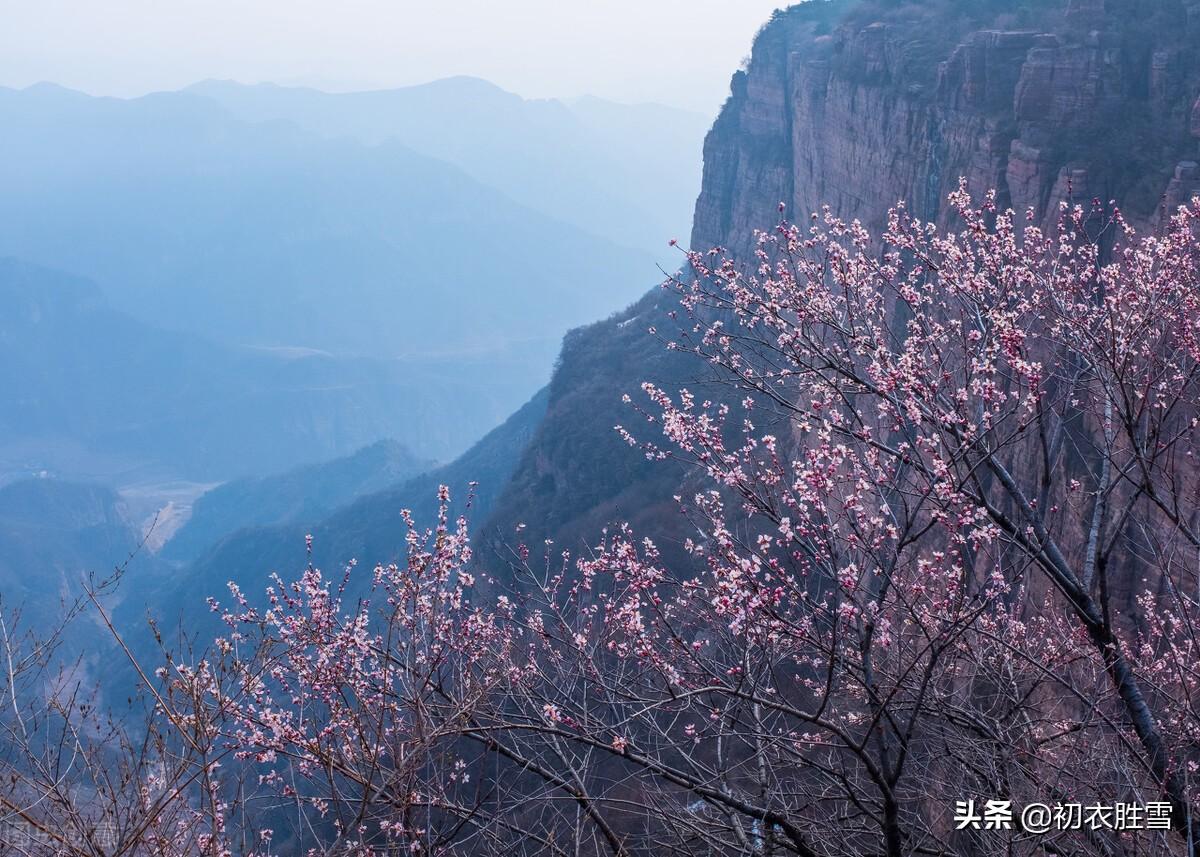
486, 0, 1200, 555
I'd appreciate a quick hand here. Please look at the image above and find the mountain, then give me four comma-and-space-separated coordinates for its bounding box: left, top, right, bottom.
0, 83, 664, 466
161, 440, 430, 563
0, 81, 669, 360
480, 0, 1200, 553
0, 258, 522, 481
58, 0, 1200, 644
183, 77, 709, 256
692, 0, 1200, 244
143, 0, 1200, 595
481, 292, 697, 559
0, 478, 161, 645
136, 387, 549, 629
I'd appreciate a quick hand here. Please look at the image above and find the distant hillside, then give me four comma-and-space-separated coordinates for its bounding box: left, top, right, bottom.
0, 83, 663, 434
0, 478, 160, 639
184, 77, 708, 257
0, 258, 521, 479
136, 387, 548, 636
162, 440, 430, 563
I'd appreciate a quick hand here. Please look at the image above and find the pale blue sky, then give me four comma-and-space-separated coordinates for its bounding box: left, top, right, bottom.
1, 0, 786, 114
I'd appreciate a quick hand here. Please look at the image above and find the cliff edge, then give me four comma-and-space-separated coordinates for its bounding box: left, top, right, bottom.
493, 0, 1200, 557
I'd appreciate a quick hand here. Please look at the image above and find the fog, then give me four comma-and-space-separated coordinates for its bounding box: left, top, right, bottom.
1, 0, 785, 112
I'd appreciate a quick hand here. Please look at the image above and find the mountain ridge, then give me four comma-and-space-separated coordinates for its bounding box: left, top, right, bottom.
135, 387, 551, 637
177, 76, 709, 256
160, 439, 431, 564
0, 257, 515, 480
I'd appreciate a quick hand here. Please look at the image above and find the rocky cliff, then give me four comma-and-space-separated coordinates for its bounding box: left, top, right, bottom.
487, 0, 1200, 557
695, 0, 1200, 255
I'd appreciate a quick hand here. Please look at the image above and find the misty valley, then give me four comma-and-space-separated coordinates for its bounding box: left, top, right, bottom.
0, 75, 703, 637
7, 1, 1200, 855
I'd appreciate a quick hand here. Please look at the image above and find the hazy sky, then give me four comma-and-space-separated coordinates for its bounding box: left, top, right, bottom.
1, 0, 786, 115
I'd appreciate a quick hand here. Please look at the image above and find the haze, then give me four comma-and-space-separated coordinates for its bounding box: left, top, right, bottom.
1, 0, 784, 113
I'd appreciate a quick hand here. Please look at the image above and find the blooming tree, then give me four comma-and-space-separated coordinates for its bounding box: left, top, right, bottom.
0, 575, 234, 857
129, 188, 1200, 856
598, 187, 1200, 854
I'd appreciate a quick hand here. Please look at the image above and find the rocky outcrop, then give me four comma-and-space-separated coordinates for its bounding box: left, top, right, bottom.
1161, 158, 1200, 214
487, 0, 1200, 559
692, 0, 1200, 255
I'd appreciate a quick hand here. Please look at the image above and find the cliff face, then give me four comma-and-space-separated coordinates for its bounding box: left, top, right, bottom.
694, 0, 1200, 258
486, 0, 1200, 555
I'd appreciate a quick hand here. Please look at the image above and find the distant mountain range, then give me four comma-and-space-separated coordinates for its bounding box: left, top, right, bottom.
0, 258, 525, 480
129, 387, 549, 642
161, 439, 429, 563
182, 77, 708, 256
0, 82, 660, 362
0, 80, 705, 485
